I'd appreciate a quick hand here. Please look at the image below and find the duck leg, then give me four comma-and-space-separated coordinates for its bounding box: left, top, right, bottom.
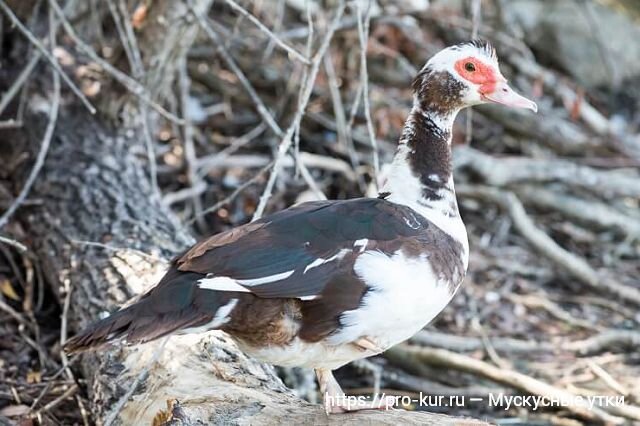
315, 368, 397, 414
316, 368, 347, 414
353, 336, 384, 354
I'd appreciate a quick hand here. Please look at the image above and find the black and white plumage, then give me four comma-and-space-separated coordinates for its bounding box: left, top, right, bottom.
65, 40, 537, 414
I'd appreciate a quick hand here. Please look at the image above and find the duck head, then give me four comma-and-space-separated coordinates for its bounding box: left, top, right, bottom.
413, 40, 537, 120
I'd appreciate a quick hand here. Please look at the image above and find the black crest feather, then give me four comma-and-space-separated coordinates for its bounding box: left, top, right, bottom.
450, 39, 497, 61
463, 39, 497, 61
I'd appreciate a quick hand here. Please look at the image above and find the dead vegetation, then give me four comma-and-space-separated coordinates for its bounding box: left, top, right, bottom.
1, 0, 639, 424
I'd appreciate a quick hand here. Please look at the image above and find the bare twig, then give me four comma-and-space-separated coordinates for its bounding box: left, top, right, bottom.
46, 0, 185, 124
355, 0, 379, 189
116, 0, 144, 76
196, 152, 356, 180
455, 146, 640, 198
0, 52, 60, 230
190, 2, 284, 137
0, 235, 28, 253
253, 2, 345, 220
411, 329, 640, 356
323, 52, 365, 192
224, 0, 310, 64
515, 185, 640, 238
290, 0, 320, 196
295, 151, 327, 201
32, 384, 79, 418
0, 52, 40, 116
140, 104, 159, 196
107, 0, 160, 195
0, 0, 95, 114
587, 361, 630, 397
194, 123, 267, 177
507, 293, 600, 331
107, 0, 137, 75
0, 296, 35, 331
188, 162, 274, 224
179, 57, 205, 226
162, 181, 207, 206
261, 0, 285, 61
563, 330, 640, 355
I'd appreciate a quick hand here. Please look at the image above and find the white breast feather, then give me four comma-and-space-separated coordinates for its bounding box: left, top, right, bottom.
328, 249, 458, 350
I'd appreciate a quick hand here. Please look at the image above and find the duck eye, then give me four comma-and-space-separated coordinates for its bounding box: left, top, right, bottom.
464, 62, 476, 72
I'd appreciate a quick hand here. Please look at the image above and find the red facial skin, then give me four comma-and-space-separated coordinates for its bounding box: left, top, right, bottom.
454, 57, 499, 95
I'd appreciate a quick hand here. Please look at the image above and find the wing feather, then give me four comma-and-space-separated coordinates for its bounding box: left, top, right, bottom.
175, 198, 429, 299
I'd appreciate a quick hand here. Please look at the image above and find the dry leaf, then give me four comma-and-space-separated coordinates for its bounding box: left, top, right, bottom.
1, 279, 20, 301
570, 89, 584, 121
132, 3, 148, 29
0, 404, 30, 417
26, 369, 41, 384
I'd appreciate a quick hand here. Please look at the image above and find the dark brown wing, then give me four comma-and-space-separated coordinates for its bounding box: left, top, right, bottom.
174, 198, 428, 298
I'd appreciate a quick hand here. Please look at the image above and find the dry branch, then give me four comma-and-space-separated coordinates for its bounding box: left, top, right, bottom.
224, 0, 310, 64
0, 0, 95, 114
253, 2, 345, 220
455, 146, 640, 198
411, 330, 640, 355
355, 0, 379, 187
46, 0, 185, 124
507, 54, 640, 157
0, 53, 40, 116
458, 184, 640, 306
0, 53, 60, 230
515, 185, 640, 238
386, 344, 640, 424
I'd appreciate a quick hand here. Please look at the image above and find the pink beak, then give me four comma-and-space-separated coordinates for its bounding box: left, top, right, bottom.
482, 80, 538, 113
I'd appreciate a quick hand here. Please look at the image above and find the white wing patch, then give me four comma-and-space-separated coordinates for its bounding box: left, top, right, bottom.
353, 239, 368, 252
198, 276, 250, 292
303, 250, 348, 274
198, 270, 296, 291
179, 298, 239, 335
299, 295, 318, 301
212, 298, 239, 326
403, 213, 421, 230
236, 270, 295, 286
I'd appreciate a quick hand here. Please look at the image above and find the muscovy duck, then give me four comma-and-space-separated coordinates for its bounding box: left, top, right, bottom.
65, 40, 537, 414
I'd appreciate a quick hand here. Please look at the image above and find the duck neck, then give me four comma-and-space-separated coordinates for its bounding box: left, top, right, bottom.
382, 103, 465, 242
